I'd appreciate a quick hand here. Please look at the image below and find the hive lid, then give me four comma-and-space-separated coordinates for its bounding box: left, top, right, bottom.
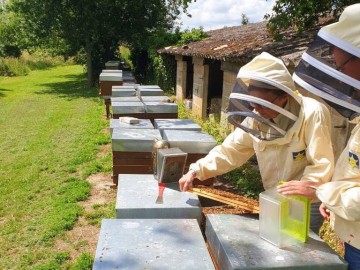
99, 72, 123, 81
111, 101, 145, 114
101, 70, 122, 74
105, 60, 121, 67
144, 102, 178, 113
137, 85, 161, 89
111, 96, 140, 102
140, 96, 171, 102
163, 130, 217, 154
112, 129, 162, 152
138, 88, 164, 96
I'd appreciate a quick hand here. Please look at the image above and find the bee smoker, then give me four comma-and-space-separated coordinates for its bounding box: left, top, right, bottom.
152, 138, 170, 178
152, 138, 187, 183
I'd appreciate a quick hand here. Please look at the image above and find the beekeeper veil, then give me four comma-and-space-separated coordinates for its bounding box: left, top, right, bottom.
293, 4, 360, 119
227, 52, 301, 140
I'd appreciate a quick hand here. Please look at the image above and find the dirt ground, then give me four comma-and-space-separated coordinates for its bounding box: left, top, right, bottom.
54, 173, 117, 260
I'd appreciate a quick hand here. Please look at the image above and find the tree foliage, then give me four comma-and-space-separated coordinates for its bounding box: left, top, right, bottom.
4, 0, 195, 86
241, 13, 249, 25
265, 0, 359, 38
178, 27, 208, 45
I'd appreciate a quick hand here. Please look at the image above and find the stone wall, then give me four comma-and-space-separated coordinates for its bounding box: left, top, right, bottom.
192, 57, 209, 119
175, 55, 187, 101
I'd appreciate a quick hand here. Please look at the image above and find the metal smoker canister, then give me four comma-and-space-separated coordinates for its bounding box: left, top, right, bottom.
152, 138, 170, 179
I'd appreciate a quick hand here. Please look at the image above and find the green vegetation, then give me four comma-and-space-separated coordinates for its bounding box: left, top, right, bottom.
265, 0, 358, 39
0, 65, 112, 269
1, 0, 196, 86
0, 52, 69, 76
177, 27, 208, 45
178, 101, 263, 199
84, 202, 115, 226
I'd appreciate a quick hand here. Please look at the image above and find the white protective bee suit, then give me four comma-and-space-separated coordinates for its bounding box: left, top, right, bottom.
190, 52, 334, 196
304, 4, 360, 253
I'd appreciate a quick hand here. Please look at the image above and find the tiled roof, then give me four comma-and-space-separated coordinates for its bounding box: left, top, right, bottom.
158, 21, 329, 65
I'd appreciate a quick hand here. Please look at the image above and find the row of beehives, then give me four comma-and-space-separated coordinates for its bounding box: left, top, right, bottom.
109, 85, 179, 120
110, 118, 217, 185
98, 66, 179, 120
93, 62, 216, 270
92, 61, 348, 270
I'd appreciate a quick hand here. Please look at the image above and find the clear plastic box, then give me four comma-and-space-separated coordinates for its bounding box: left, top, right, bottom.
259, 187, 310, 248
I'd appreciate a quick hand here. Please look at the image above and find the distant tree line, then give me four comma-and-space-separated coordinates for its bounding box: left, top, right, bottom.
0, 0, 357, 87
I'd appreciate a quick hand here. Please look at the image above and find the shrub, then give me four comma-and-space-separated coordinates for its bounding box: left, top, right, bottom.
178, 100, 263, 198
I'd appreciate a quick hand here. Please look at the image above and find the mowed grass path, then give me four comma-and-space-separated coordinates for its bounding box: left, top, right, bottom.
0, 65, 111, 269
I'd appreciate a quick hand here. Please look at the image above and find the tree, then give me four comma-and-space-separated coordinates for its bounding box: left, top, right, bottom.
8, 0, 195, 86
265, 0, 358, 38
241, 13, 249, 25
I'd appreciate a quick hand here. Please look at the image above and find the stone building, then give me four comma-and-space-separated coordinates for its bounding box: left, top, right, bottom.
158, 21, 351, 160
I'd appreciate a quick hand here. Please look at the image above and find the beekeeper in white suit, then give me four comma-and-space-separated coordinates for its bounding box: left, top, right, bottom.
289, 4, 360, 269
179, 51, 334, 233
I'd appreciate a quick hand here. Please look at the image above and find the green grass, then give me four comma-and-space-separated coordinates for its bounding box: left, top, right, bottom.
0, 65, 112, 269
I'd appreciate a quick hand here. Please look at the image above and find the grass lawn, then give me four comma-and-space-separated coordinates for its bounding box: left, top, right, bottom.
0, 65, 113, 269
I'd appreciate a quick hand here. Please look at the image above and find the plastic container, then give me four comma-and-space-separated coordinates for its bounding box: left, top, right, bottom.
259, 187, 310, 248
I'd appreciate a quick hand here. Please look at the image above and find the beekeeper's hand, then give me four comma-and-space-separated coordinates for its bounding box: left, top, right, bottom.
276, 180, 320, 200
179, 170, 196, 191
319, 203, 330, 221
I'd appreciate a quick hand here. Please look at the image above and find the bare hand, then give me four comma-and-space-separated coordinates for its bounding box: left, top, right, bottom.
319, 203, 330, 221
276, 180, 321, 200
179, 171, 196, 191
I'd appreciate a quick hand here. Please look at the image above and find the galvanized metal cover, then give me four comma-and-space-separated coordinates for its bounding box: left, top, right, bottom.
205, 214, 347, 270
105, 60, 120, 67
137, 85, 161, 89
109, 118, 154, 134
112, 86, 136, 97
101, 69, 122, 74
112, 85, 136, 90
112, 128, 162, 152
111, 89, 136, 97
144, 102, 178, 113
163, 130, 217, 154
154, 119, 201, 136
93, 218, 215, 270
99, 72, 123, 81
138, 89, 164, 96
140, 95, 171, 102
115, 174, 201, 221
111, 101, 145, 114
110, 96, 140, 102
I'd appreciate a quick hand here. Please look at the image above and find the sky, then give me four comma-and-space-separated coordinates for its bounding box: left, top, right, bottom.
177, 0, 276, 31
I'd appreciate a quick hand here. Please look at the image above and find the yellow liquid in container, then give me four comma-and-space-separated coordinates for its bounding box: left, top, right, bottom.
259, 186, 310, 247
281, 194, 310, 243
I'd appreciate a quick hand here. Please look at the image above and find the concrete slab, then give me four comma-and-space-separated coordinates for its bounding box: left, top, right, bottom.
112, 129, 161, 152
93, 219, 215, 270
163, 130, 217, 154
116, 174, 202, 223
154, 119, 202, 136
109, 118, 153, 134
205, 214, 348, 270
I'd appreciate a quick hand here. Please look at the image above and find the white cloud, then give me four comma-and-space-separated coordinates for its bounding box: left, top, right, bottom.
177, 0, 276, 31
